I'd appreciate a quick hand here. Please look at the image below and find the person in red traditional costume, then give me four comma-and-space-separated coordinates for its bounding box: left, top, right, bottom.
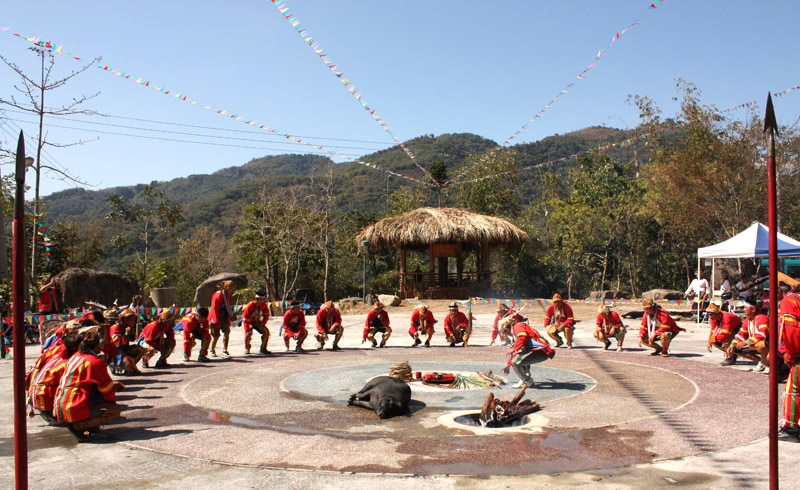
595, 305, 626, 351
108, 309, 144, 374
638, 299, 682, 357
282, 301, 308, 352
27, 333, 82, 424
315, 300, 343, 351
178, 307, 211, 362
53, 330, 123, 442
705, 303, 742, 365
37, 276, 65, 315
363, 302, 391, 348
727, 299, 769, 371
243, 292, 270, 355
779, 284, 800, 442
209, 280, 236, 358
491, 303, 524, 346
499, 317, 555, 388
136, 311, 176, 368
409, 304, 436, 347
545, 294, 575, 348
444, 301, 471, 347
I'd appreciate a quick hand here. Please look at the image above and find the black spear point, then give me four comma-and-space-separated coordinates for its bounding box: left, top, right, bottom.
15, 131, 26, 186
764, 92, 779, 137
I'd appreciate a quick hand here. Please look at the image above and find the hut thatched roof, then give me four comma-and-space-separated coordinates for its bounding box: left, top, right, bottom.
355, 207, 529, 251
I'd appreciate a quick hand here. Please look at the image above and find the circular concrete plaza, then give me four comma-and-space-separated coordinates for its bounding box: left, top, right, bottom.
87, 343, 769, 476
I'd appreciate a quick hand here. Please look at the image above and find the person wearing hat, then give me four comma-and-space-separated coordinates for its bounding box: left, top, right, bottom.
282, 301, 308, 352
491, 303, 524, 347
544, 294, 575, 348
54, 330, 122, 442
727, 299, 769, 370
638, 299, 682, 357
136, 311, 176, 368
706, 303, 742, 365
108, 309, 145, 374
363, 302, 391, 348
242, 292, 270, 355
778, 283, 800, 441
409, 305, 436, 347
444, 301, 471, 347
595, 305, 626, 351
209, 280, 237, 358
500, 317, 555, 388
178, 307, 212, 362
316, 300, 343, 350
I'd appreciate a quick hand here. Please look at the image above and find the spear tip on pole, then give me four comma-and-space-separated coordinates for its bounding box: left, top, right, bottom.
764, 92, 779, 136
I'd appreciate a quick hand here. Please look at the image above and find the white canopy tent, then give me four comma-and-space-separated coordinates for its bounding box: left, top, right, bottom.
694, 222, 800, 323
698, 222, 800, 259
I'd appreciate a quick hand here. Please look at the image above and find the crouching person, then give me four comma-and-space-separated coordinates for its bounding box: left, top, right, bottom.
27, 333, 82, 424
409, 305, 436, 347
639, 299, 682, 357
545, 294, 575, 348
179, 307, 211, 362
108, 309, 144, 375
706, 303, 742, 365
316, 301, 343, 351
444, 301, 471, 347
243, 293, 270, 355
596, 305, 626, 351
363, 302, 391, 348
53, 330, 122, 442
500, 317, 555, 388
282, 301, 308, 352
137, 311, 176, 368
728, 299, 769, 369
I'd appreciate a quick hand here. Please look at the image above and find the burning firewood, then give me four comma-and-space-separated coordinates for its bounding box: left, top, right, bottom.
478, 385, 541, 427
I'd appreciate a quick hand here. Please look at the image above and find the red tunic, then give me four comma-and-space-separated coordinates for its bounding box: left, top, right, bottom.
779, 293, 800, 364
503, 323, 555, 370
733, 314, 768, 346
138, 320, 165, 350
181, 311, 210, 334
27, 341, 66, 391
409, 309, 436, 335
316, 308, 342, 334
639, 307, 680, 339
282, 309, 306, 333
242, 301, 269, 329
708, 312, 742, 344
444, 311, 469, 337
53, 352, 116, 423
30, 352, 71, 411
209, 290, 235, 325
109, 323, 129, 349
544, 302, 574, 329
37, 286, 59, 312
595, 311, 624, 333
363, 309, 390, 340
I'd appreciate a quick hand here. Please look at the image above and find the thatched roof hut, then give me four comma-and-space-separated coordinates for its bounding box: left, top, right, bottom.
355, 207, 529, 251
356, 208, 529, 299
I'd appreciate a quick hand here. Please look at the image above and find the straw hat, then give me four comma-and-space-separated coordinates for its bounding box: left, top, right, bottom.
642, 299, 654, 309
157, 311, 174, 322
497, 303, 509, 312
418, 304, 428, 312
705, 303, 722, 314
552, 294, 563, 302
374, 302, 385, 309
119, 308, 136, 319
324, 300, 334, 309
449, 301, 459, 309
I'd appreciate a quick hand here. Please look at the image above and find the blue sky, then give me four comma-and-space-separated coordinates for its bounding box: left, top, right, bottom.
1, 0, 799, 197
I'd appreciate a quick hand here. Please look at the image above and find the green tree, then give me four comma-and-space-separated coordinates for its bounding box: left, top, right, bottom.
454, 149, 520, 217
105, 182, 183, 294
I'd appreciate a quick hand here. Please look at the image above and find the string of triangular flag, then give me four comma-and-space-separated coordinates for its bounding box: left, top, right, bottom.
452, 0, 666, 183
0, 27, 431, 187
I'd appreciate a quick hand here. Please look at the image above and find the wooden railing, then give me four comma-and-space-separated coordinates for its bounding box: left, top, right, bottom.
399, 271, 492, 299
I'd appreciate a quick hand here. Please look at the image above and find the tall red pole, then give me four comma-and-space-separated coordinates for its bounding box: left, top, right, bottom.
764, 93, 779, 490
13, 132, 29, 489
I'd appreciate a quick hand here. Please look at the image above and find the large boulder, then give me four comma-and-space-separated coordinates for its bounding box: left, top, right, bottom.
589, 290, 631, 300
56, 268, 138, 310
193, 272, 248, 307
641, 289, 684, 302
378, 294, 402, 307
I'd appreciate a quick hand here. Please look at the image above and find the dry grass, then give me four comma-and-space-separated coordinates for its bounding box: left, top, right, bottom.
355, 207, 529, 251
